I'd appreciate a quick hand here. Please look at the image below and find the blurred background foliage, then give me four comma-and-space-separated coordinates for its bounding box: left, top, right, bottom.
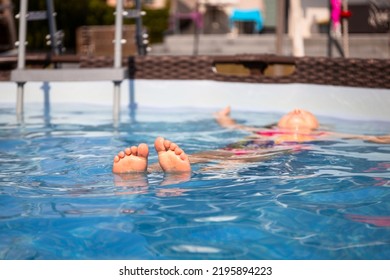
11, 0, 169, 52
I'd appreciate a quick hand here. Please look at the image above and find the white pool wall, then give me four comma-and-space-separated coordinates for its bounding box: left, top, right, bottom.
0, 80, 389, 121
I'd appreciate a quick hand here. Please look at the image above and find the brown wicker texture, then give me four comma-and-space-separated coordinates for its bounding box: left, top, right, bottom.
127, 55, 390, 89
128, 56, 213, 80
1, 54, 390, 88
79, 56, 127, 68
0, 70, 10, 81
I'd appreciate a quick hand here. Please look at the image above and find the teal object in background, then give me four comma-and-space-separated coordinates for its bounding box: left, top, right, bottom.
230, 9, 264, 32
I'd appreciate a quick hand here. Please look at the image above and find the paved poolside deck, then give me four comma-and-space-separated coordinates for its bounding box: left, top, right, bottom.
150, 34, 390, 59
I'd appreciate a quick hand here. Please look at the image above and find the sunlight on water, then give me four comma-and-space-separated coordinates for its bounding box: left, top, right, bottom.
0, 105, 390, 260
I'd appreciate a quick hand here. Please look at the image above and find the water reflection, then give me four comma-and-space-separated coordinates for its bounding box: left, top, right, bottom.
113, 172, 191, 197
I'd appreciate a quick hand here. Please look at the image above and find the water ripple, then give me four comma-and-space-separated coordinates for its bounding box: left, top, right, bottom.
1, 106, 390, 259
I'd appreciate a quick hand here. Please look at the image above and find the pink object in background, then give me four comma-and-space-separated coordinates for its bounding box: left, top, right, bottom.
331, 0, 342, 34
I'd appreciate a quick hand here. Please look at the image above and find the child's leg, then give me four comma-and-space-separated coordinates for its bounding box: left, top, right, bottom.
112, 137, 293, 174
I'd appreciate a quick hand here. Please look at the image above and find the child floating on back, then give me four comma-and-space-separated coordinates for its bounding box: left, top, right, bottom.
112, 106, 390, 174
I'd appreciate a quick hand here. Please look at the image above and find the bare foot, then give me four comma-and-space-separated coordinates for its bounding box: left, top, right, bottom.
112, 143, 149, 173
154, 137, 191, 173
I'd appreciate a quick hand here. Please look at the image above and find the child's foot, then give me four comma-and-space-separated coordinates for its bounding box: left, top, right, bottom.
112, 143, 149, 173
154, 137, 191, 173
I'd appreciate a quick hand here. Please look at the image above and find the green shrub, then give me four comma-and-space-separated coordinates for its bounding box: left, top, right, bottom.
141, 6, 170, 44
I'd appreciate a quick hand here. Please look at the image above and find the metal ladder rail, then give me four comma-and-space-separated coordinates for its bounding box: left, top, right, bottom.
12, 0, 127, 123
15, 0, 63, 56
45, 0, 63, 58
124, 0, 148, 55
15, 0, 27, 117
14, 0, 63, 116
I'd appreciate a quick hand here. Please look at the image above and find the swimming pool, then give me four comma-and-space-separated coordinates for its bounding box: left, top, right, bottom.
0, 80, 389, 259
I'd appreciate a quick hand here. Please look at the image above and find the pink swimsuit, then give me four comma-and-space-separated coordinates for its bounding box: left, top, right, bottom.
223, 129, 327, 156
256, 130, 327, 137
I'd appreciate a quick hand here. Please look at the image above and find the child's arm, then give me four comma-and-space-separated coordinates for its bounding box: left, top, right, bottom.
332, 132, 390, 144
214, 106, 259, 133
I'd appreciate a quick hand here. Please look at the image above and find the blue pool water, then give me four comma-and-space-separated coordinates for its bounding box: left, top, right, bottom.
0, 104, 390, 260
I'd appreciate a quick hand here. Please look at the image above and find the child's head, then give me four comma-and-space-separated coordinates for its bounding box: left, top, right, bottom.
277, 109, 319, 130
